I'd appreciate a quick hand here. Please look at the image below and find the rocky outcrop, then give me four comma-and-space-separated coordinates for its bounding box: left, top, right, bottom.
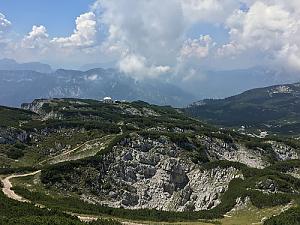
202, 136, 267, 168
270, 141, 300, 161
286, 168, 300, 179
118, 105, 160, 117
39, 129, 300, 214
45, 132, 300, 212
0, 127, 30, 144
21, 99, 50, 114
21, 99, 62, 120
54, 134, 242, 212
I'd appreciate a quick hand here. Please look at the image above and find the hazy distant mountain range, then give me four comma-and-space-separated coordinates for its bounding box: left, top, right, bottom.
0, 58, 299, 108
1, 61, 300, 225
0, 58, 53, 73
0, 68, 195, 107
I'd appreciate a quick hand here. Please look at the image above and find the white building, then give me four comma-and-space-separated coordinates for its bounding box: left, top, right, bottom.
103, 96, 113, 103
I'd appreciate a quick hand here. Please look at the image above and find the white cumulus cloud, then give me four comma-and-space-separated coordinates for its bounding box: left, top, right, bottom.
93, 0, 185, 77
0, 13, 11, 33
218, 1, 300, 72
21, 25, 49, 49
92, 0, 249, 78
180, 35, 215, 60
5, 12, 102, 66
52, 12, 98, 48
4, 0, 300, 77
181, 0, 242, 24
119, 53, 171, 79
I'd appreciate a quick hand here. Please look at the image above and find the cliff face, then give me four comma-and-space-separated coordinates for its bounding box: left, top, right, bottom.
21, 99, 62, 120
0, 129, 27, 144
44, 132, 299, 212
48, 134, 242, 212
21, 99, 48, 114
97, 134, 241, 212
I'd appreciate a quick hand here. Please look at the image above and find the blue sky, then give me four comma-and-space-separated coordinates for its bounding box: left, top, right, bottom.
0, 0, 299, 78
0, 0, 230, 44
186, 23, 229, 45
0, 0, 95, 37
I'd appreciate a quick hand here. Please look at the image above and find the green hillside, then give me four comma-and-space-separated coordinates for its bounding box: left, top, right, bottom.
0, 98, 299, 225
184, 83, 300, 135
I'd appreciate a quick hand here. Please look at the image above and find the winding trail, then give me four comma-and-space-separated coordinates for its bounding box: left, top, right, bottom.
38, 137, 108, 165
1, 171, 292, 225
1, 171, 41, 203
0, 171, 143, 224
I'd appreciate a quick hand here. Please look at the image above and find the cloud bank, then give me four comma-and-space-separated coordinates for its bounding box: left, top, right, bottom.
1, 0, 300, 79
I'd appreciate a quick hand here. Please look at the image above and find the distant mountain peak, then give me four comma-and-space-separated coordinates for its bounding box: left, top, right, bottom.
0, 68, 195, 108
0, 58, 52, 73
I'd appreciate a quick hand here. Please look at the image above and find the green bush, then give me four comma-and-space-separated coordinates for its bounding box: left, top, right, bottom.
6, 147, 24, 159
0, 188, 121, 225
264, 207, 300, 225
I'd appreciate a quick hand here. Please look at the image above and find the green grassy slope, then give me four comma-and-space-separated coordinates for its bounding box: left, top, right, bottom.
0, 98, 299, 224
184, 83, 300, 135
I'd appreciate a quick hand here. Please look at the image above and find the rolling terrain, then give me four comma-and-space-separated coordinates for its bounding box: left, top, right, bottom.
0, 98, 299, 224
184, 83, 300, 136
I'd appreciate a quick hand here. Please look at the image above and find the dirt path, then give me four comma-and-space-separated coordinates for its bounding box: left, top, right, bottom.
38, 135, 115, 165
38, 139, 100, 165
1, 170, 41, 202
1, 172, 291, 225
1, 171, 143, 224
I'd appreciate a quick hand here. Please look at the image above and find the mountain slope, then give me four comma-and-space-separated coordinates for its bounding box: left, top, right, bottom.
184, 83, 300, 135
0, 58, 52, 73
0, 68, 195, 107
0, 98, 299, 225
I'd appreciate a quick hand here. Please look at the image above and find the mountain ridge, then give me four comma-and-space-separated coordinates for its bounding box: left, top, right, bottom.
0, 68, 196, 107
0, 58, 53, 73
184, 82, 300, 135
